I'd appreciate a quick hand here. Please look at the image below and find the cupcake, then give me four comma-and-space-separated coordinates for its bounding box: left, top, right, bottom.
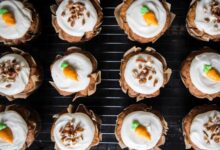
114, 0, 175, 43
50, 47, 101, 100
50, 0, 103, 43
0, 0, 40, 45
182, 105, 220, 150
0, 104, 41, 150
181, 47, 220, 100
115, 104, 168, 150
186, 0, 220, 41
119, 46, 172, 101
51, 104, 101, 150
0, 47, 42, 101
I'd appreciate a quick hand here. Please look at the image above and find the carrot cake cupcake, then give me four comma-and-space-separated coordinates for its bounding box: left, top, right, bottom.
0, 47, 42, 101
50, 47, 101, 100
50, 0, 103, 43
119, 46, 172, 101
0, 104, 41, 150
115, 104, 168, 150
51, 104, 101, 150
114, 0, 175, 43
186, 0, 220, 41
181, 47, 220, 100
182, 105, 220, 150
0, 0, 40, 45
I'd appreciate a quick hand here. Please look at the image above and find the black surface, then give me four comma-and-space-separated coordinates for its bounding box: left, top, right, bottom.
0, 0, 220, 150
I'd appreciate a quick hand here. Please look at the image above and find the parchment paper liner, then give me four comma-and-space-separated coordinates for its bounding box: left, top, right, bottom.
0, 104, 41, 150
49, 47, 101, 101
0, 47, 43, 101
186, 0, 220, 41
119, 46, 172, 101
180, 47, 220, 101
114, 0, 175, 43
0, 0, 40, 45
50, 0, 103, 43
182, 105, 220, 150
115, 104, 168, 150
51, 104, 102, 150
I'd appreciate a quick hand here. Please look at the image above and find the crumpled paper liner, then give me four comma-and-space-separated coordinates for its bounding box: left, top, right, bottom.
119, 46, 172, 101
186, 0, 220, 41
51, 104, 102, 150
50, 0, 103, 43
114, 0, 175, 43
0, 0, 41, 45
182, 105, 220, 150
0, 47, 43, 101
49, 47, 101, 101
115, 104, 168, 150
0, 104, 41, 150
180, 47, 220, 100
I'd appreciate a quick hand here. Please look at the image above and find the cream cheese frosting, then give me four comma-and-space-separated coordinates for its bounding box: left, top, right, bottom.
124, 54, 164, 94
126, 0, 167, 38
190, 52, 220, 94
56, 0, 98, 37
0, 0, 32, 39
194, 0, 220, 35
51, 53, 93, 93
53, 113, 95, 150
0, 111, 28, 150
0, 53, 30, 96
190, 110, 220, 150
121, 111, 163, 150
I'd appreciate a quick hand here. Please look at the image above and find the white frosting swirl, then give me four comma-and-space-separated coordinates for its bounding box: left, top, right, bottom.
0, 0, 32, 39
0, 53, 30, 96
56, 0, 98, 37
53, 113, 95, 150
0, 111, 28, 150
190, 110, 220, 150
126, 0, 167, 38
124, 54, 164, 94
121, 111, 163, 150
190, 52, 220, 94
194, 0, 220, 35
51, 53, 93, 93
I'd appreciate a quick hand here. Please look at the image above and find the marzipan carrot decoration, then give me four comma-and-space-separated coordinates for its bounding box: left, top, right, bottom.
0, 122, 13, 144
203, 64, 220, 82
0, 8, 16, 26
61, 62, 78, 81
141, 5, 158, 26
131, 120, 151, 141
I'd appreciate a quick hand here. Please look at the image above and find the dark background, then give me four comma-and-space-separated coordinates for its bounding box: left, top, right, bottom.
0, 0, 220, 149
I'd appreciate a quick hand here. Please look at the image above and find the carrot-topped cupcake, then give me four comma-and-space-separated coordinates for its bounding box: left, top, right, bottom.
51, 104, 101, 150
50, 47, 101, 100
50, 0, 103, 43
115, 104, 168, 150
0, 0, 40, 45
119, 46, 172, 101
186, 0, 220, 41
181, 47, 220, 100
114, 0, 175, 43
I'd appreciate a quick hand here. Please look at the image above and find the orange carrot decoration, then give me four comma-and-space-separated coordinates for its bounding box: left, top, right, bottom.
203, 64, 220, 82
131, 120, 151, 141
141, 5, 158, 26
61, 62, 78, 81
0, 122, 13, 144
0, 8, 16, 26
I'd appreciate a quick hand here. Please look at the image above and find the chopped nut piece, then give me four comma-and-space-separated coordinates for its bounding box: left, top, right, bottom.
204, 17, 210, 23
153, 79, 158, 86
139, 78, 147, 84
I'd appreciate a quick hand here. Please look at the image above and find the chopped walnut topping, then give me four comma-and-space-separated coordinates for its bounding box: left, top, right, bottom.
204, 17, 210, 23
153, 79, 158, 87
211, 0, 220, 22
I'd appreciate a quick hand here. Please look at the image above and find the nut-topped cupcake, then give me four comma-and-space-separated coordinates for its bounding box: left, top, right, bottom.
186, 0, 220, 41
115, 0, 175, 43
0, 0, 40, 45
119, 46, 172, 101
50, 0, 103, 43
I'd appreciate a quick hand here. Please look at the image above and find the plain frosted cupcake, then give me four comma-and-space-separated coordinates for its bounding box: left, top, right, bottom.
186, 0, 220, 41
0, 47, 42, 101
50, 0, 103, 43
182, 105, 220, 150
115, 104, 168, 150
51, 104, 102, 150
119, 46, 172, 101
0, 104, 41, 150
181, 47, 220, 100
114, 0, 175, 43
0, 0, 40, 45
